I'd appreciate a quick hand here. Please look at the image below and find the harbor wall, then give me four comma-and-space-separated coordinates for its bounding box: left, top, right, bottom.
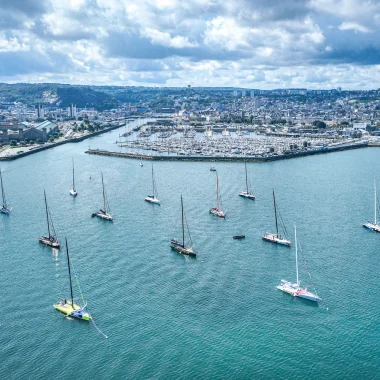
85, 142, 368, 162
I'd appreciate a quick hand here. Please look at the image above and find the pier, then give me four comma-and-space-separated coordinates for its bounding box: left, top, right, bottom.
85, 141, 368, 162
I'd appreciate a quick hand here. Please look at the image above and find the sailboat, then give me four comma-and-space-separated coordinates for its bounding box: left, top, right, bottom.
262, 190, 290, 246
170, 195, 197, 257
91, 173, 113, 221
69, 159, 77, 197
144, 164, 160, 204
277, 224, 322, 303
39, 191, 60, 248
239, 162, 255, 200
0, 170, 10, 215
209, 171, 225, 218
54, 238, 91, 320
363, 180, 380, 232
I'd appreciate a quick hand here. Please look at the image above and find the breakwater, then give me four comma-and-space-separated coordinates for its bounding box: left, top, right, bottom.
0, 122, 126, 161
85, 141, 368, 162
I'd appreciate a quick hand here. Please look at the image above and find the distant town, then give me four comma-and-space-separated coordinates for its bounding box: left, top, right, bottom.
1, 83, 380, 160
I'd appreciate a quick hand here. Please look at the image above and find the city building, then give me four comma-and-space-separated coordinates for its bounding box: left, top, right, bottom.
35, 105, 44, 119
67, 104, 77, 118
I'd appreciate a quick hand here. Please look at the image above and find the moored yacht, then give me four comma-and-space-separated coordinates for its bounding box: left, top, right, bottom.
145, 164, 160, 204
91, 173, 113, 221
238, 162, 255, 200
69, 159, 77, 197
39, 191, 60, 248
209, 171, 225, 218
363, 180, 380, 232
0, 169, 10, 215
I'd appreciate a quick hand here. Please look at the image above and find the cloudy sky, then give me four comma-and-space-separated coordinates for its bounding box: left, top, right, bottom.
0, 0, 379, 89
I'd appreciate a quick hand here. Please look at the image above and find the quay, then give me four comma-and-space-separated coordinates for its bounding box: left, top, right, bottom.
85, 141, 368, 162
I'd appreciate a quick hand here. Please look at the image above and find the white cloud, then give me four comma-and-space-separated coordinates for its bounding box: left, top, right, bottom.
338, 22, 372, 33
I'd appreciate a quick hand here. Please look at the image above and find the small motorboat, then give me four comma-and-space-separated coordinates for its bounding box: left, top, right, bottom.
233, 234, 245, 239
140, 162, 143, 167
210, 167, 216, 171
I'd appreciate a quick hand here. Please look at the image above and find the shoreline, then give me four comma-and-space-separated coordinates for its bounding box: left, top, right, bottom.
85, 141, 368, 162
0, 122, 127, 161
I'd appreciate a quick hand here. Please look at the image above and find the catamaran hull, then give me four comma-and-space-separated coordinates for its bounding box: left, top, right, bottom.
363, 222, 380, 232
145, 196, 160, 204
91, 212, 113, 221
262, 234, 291, 246
295, 292, 322, 303
239, 192, 255, 200
209, 208, 225, 218
39, 237, 61, 249
54, 302, 91, 321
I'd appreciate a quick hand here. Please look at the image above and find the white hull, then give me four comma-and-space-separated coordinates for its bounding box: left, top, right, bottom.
262, 232, 291, 246
363, 221, 380, 232
92, 211, 113, 221
277, 280, 321, 302
209, 207, 225, 218
70, 189, 78, 197
239, 191, 255, 200
145, 196, 160, 204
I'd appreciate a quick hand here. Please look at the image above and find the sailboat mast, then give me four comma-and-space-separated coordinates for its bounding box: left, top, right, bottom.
151, 164, 155, 197
273, 190, 279, 236
0, 170, 6, 206
375, 180, 377, 224
72, 159, 75, 189
44, 191, 51, 238
65, 238, 74, 307
295, 223, 299, 286
101, 173, 106, 212
181, 195, 185, 247
216, 171, 219, 209
245, 162, 248, 193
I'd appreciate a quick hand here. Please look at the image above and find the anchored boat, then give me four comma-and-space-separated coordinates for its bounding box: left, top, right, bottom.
0, 169, 10, 215
39, 191, 60, 248
209, 171, 225, 218
91, 173, 113, 221
170, 195, 197, 257
69, 159, 77, 197
145, 164, 160, 204
277, 223, 321, 303
54, 238, 91, 320
238, 162, 255, 200
363, 180, 380, 232
262, 190, 290, 246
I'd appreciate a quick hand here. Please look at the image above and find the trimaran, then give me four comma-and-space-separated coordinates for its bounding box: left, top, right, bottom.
54, 238, 91, 320
170, 195, 197, 257
69, 159, 77, 197
0, 169, 10, 215
277, 223, 322, 303
145, 164, 160, 204
209, 171, 225, 218
239, 162, 255, 200
39, 190, 60, 248
262, 190, 290, 246
363, 180, 380, 232
91, 173, 113, 221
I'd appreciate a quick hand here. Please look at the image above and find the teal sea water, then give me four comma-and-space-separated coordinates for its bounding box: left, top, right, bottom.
1, 121, 380, 379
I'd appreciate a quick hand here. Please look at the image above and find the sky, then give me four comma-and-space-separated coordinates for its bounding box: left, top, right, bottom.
0, 0, 380, 89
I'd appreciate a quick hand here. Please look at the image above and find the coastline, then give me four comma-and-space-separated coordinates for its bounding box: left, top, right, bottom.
85, 141, 369, 162
0, 122, 127, 161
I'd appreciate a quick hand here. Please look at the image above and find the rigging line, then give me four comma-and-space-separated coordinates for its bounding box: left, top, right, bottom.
297, 241, 318, 295
91, 316, 108, 339
185, 215, 193, 247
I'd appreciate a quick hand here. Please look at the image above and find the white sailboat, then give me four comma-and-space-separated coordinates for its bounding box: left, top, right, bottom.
262, 190, 290, 246
69, 159, 77, 197
91, 173, 113, 221
277, 223, 322, 303
363, 180, 380, 232
204, 126, 213, 137
209, 171, 225, 218
145, 164, 160, 204
222, 128, 230, 136
239, 162, 255, 200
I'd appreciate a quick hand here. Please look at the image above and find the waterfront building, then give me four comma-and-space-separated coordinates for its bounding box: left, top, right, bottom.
67, 104, 77, 118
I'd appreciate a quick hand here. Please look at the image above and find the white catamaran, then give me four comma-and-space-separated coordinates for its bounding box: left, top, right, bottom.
209, 171, 225, 218
262, 190, 290, 246
170, 195, 197, 257
91, 173, 113, 221
363, 180, 380, 232
69, 159, 78, 197
145, 164, 160, 204
239, 162, 255, 200
277, 223, 322, 303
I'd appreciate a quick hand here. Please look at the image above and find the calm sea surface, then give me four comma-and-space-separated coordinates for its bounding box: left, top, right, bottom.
1, 120, 380, 379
